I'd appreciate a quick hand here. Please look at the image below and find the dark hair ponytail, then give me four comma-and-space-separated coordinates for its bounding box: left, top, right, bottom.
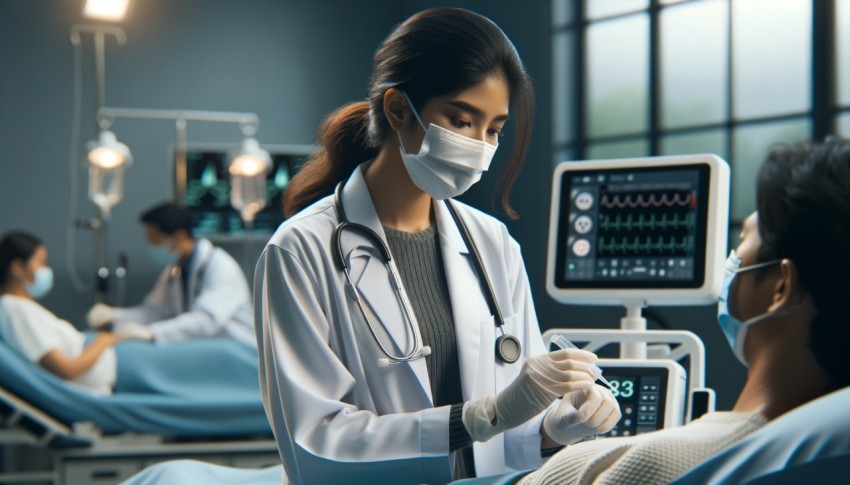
0, 231, 42, 286
283, 7, 535, 218
284, 102, 378, 218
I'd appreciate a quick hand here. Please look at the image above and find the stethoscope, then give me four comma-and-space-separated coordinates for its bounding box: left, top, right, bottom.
331, 182, 522, 367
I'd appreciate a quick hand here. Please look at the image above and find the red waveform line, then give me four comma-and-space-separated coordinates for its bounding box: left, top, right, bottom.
600, 192, 693, 209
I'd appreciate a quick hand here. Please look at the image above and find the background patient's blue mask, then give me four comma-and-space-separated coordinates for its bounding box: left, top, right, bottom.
26, 267, 53, 299
716, 250, 781, 366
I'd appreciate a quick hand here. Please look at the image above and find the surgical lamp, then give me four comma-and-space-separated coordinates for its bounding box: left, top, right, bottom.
86, 129, 132, 218
228, 137, 272, 225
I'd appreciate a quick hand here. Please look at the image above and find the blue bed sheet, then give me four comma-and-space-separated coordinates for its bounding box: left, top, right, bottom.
119, 460, 283, 485
0, 336, 271, 438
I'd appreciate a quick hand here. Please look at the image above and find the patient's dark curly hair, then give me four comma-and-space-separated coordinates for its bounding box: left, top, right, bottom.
755, 136, 850, 388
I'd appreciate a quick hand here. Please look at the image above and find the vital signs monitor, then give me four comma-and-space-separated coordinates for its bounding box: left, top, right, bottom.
546, 154, 730, 306
175, 144, 314, 235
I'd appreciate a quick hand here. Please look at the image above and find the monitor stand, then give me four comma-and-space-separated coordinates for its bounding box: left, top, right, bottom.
621, 300, 648, 359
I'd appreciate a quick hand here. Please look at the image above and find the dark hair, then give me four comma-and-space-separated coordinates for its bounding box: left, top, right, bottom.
140, 202, 195, 236
755, 137, 850, 388
0, 231, 42, 285
284, 7, 535, 218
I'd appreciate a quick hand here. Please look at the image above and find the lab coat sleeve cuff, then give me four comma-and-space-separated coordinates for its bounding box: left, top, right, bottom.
420, 405, 453, 483
503, 403, 553, 470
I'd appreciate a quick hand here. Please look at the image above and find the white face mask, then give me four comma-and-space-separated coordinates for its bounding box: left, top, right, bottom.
397, 92, 498, 200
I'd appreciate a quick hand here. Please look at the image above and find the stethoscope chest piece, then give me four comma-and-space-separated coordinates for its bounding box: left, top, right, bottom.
496, 334, 521, 363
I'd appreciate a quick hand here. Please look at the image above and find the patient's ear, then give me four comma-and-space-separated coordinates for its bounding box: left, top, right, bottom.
769, 259, 809, 311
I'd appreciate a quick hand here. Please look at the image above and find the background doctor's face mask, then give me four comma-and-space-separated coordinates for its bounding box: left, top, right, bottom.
397, 92, 498, 200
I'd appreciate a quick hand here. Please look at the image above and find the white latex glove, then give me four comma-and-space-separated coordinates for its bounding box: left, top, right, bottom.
114, 322, 155, 342
542, 385, 622, 446
463, 348, 598, 443
87, 303, 119, 329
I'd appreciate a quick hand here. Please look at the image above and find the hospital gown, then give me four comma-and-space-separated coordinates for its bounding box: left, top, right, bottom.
519, 410, 767, 485
0, 294, 115, 395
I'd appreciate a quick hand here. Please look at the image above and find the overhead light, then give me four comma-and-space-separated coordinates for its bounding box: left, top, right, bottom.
84, 0, 131, 22
228, 137, 271, 177
87, 130, 132, 217
228, 138, 272, 225
87, 130, 132, 169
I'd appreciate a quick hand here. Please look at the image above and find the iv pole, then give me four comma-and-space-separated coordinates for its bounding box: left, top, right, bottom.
71, 24, 127, 303
71, 25, 264, 304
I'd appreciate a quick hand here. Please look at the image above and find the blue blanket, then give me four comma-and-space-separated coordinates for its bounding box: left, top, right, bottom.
0, 337, 271, 438
120, 460, 283, 485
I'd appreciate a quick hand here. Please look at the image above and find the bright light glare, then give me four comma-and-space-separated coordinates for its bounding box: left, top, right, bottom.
87, 130, 132, 169
84, 0, 130, 21
88, 146, 125, 169
229, 156, 266, 177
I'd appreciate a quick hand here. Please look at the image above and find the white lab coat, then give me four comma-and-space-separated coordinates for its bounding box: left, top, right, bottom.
116, 238, 255, 345
255, 164, 549, 485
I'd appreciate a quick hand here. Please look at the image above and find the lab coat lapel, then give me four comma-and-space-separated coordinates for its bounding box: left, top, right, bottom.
341, 166, 433, 404
186, 238, 213, 307
434, 201, 486, 401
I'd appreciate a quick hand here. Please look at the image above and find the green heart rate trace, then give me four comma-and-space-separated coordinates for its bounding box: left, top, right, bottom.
599, 212, 696, 232
597, 235, 695, 257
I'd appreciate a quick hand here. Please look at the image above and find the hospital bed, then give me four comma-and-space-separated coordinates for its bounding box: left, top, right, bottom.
118, 384, 850, 484
0, 338, 278, 485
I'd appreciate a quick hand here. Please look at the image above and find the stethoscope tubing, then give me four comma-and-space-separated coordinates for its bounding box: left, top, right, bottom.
332, 180, 519, 364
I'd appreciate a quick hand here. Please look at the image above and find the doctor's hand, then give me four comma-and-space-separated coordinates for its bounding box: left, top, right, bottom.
463, 348, 599, 443
87, 303, 118, 329
543, 385, 621, 446
113, 322, 155, 342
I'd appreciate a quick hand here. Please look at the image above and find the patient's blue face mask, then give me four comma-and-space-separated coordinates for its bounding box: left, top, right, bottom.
716, 250, 781, 366
25, 267, 53, 300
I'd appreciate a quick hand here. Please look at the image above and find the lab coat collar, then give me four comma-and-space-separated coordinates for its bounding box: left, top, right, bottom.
339, 163, 470, 257
341, 164, 434, 405
339, 163, 386, 239
185, 238, 215, 306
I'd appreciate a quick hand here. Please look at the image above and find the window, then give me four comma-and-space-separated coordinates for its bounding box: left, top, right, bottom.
552, 0, 842, 222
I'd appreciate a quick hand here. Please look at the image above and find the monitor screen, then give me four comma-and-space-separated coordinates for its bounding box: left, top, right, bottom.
554, 165, 710, 289
546, 155, 730, 306
596, 365, 670, 437
178, 145, 313, 235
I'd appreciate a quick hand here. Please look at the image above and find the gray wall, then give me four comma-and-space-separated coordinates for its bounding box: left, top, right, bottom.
0, 0, 745, 409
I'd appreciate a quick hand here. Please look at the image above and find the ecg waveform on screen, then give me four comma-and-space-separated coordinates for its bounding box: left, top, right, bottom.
597, 236, 694, 256
594, 188, 698, 257
600, 191, 695, 209
599, 212, 695, 232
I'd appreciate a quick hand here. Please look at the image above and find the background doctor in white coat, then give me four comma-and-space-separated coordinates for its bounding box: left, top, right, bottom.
88, 202, 255, 345
255, 8, 620, 484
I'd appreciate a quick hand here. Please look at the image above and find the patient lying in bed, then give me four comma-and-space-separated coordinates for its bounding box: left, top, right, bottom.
0, 230, 149, 395
0, 231, 270, 438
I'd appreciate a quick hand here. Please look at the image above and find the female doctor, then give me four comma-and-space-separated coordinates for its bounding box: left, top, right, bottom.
254, 8, 620, 484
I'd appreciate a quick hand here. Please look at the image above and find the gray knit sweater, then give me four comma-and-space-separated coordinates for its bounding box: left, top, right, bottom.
384, 225, 475, 480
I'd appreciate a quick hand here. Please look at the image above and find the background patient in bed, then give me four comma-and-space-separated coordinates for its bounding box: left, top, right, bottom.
0, 230, 260, 398
0, 230, 141, 395
518, 138, 850, 484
